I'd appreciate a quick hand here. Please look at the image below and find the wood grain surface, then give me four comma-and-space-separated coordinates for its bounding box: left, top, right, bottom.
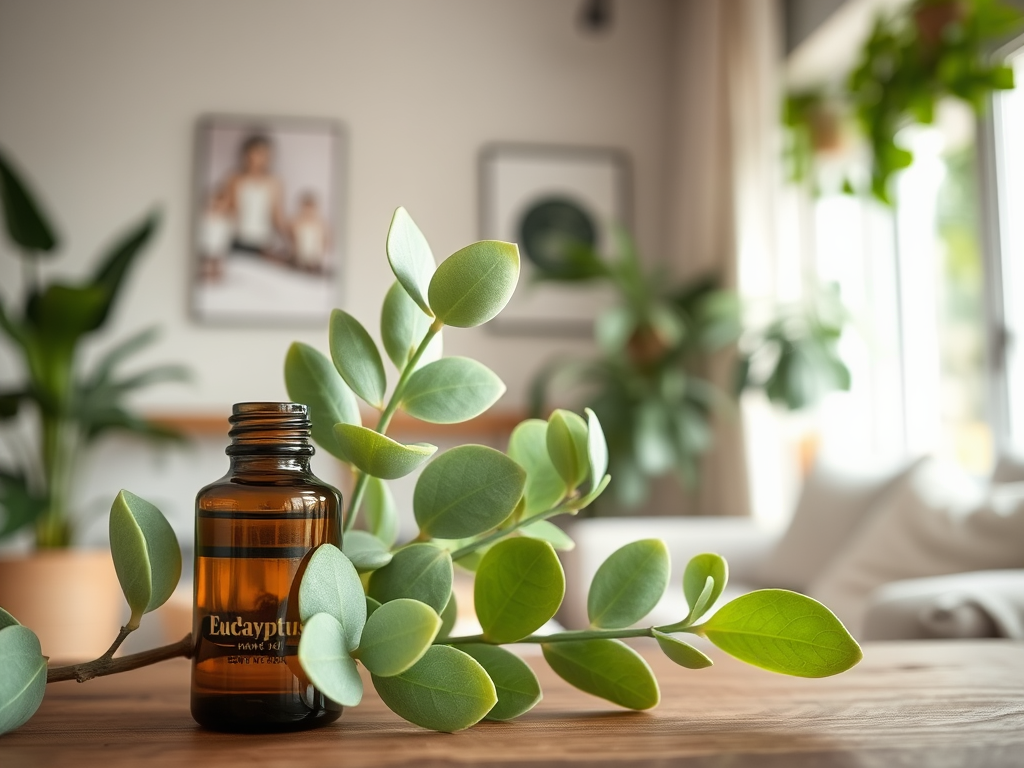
3, 640, 1023, 767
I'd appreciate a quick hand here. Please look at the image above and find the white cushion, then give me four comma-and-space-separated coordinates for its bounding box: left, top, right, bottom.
754, 458, 920, 591
809, 460, 1024, 636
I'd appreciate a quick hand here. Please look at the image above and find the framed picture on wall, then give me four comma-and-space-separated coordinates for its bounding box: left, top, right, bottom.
191, 115, 344, 325
479, 143, 631, 335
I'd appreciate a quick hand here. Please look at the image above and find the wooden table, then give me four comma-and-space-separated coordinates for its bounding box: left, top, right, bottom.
4, 640, 1023, 767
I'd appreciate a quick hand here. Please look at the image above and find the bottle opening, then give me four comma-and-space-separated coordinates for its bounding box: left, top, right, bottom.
226, 402, 314, 456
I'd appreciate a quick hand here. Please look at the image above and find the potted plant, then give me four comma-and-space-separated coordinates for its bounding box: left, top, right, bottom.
0, 147, 187, 659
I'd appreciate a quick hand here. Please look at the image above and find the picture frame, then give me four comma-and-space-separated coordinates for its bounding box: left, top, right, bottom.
190, 114, 345, 326
479, 143, 631, 335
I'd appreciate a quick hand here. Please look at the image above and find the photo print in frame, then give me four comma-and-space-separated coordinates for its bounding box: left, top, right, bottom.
191, 115, 344, 325
480, 143, 631, 335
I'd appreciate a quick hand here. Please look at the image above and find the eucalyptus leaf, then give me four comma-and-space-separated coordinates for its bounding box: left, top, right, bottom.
584, 408, 608, 494
653, 630, 713, 669
342, 530, 393, 573
386, 207, 436, 315
460, 643, 542, 722
569, 474, 612, 511
699, 589, 863, 678
108, 490, 182, 630
285, 342, 360, 459
542, 639, 660, 710
356, 598, 441, 677
519, 519, 575, 551
372, 644, 496, 732
546, 410, 590, 492
507, 419, 564, 516
0, 624, 47, 735
428, 240, 520, 328
683, 553, 728, 624
333, 424, 436, 479
587, 539, 670, 629
439, 593, 457, 640
414, 445, 525, 539
297, 612, 363, 707
298, 544, 367, 652
363, 476, 398, 547
475, 537, 564, 643
381, 280, 442, 370
329, 309, 387, 408
367, 543, 453, 613
0, 607, 19, 630
401, 358, 506, 424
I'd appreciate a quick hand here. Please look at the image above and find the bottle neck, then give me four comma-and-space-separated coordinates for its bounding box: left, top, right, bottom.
224, 403, 315, 475
228, 454, 313, 475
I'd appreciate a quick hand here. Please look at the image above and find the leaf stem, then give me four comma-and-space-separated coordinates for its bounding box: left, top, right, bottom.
46, 633, 193, 684
448, 500, 577, 561
444, 622, 701, 647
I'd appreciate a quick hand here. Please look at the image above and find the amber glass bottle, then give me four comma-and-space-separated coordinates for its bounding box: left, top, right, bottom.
191, 402, 342, 732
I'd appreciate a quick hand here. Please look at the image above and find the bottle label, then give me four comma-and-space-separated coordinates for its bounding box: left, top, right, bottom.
197, 611, 302, 662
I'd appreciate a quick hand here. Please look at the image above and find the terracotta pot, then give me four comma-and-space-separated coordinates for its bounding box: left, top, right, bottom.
0, 549, 124, 663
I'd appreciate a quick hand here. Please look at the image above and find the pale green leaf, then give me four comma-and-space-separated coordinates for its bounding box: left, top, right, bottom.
401, 358, 506, 424
380, 280, 442, 372
428, 240, 520, 328
329, 309, 387, 408
460, 643, 542, 721
700, 589, 863, 678
0, 624, 46, 735
297, 613, 363, 707
414, 445, 525, 539
356, 598, 441, 677
298, 544, 367, 652
653, 630, 713, 669
333, 424, 436, 479
364, 476, 399, 547
519, 519, 575, 551
475, 537, 564, 643
683, 553, 728, 624
584, 408, 608, 493
342, 530, 393, 573
542, 639, 659, 710
372, 645, 496, 732
386, 207, 436, 315
108, 490, 182, 630
438, 593, 457, 640
546, 410, 589, 491
507, 419, 564, 516
587, 539, 669, 629
367, 543, 453, 613
284, 342, 361, 460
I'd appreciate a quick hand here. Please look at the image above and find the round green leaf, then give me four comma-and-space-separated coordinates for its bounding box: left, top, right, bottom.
298, 544, 367, 652
387, 207, 436, 315
372, 645, 496, 732
414, 445, 525, 539
356, 598, 441, 677
542, 639, 660, 710
0, 624, 46, 735
587, 539, 670, 629
401, 358, 506, 424
364, 476, 399, 547
342, 530, 393, 573
428, 240, 520, 328
700, 589, 863, 678
460, 643, 542, 722
329, 309, 387, 408
297, 613, 363, 707
653, 630, 713, 669
584, 408, 608, 493
380, 280, 442, 371
546, 410, 589, 491
367, 543, 453, 613
108, 490, 182, 630
683, 553, 728, 624
519, 519, 575, 551
285, 341, 361, 460
475, 537, 565, 643
333, 424, 436, 479
438, 593, 457, 640
507, 419, 565, 516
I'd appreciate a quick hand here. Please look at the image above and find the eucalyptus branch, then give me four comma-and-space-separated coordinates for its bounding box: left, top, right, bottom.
46, 633, 193, 684
448, 498, 578, 561
443, 621, 703, 646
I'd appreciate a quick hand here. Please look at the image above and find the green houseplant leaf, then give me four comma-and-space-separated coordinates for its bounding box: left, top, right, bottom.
401, 358, 506, 424
298, 544, 367, 652
0, 146, 58, 253
699, 589, 862, 678
413, 445, 525, 539
546, 409, 590, 492
475, 537, 564, 643
329, 309, 387, 409
386, 207, 436, 315
367, 543, 453, 613
542, 639, 660, 710
108, 490, 182, 630
507, 419, 565, 516
587, 539, 670, 629
428, 241, 520, 327
683, 553, 728, 624
380, 280, 442, 371
341, 530, 393, 573
355, 598, 441, 677
372, 644, 496, 732
363, 476, 398, 547
653, 630, 713, 669
297, 612, 363, 707
89, 210, 159, 330
460, 643, 543, 721
333, 424, 436, 479
0, 623, 47, 735
285, 341, 361, 460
